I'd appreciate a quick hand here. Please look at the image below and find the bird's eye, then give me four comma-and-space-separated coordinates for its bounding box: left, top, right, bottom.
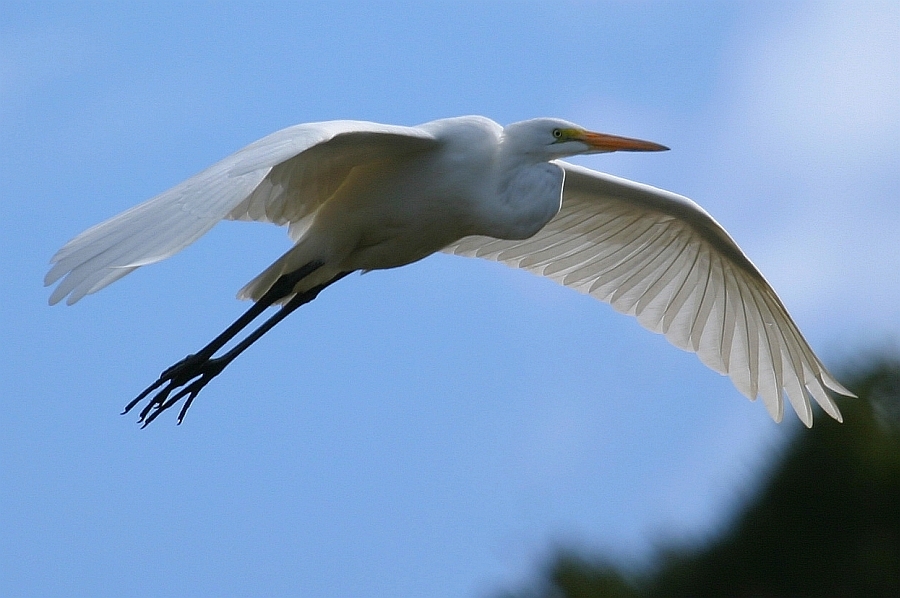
552, 128, 562, 139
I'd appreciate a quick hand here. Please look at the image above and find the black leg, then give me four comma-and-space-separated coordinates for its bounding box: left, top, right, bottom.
123, 264, 350, 426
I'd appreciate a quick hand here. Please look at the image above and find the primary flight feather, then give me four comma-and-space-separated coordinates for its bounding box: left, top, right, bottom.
45, 116, 853, 426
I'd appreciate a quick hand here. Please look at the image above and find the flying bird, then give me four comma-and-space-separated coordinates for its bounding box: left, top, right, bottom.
45, 116, 853, 426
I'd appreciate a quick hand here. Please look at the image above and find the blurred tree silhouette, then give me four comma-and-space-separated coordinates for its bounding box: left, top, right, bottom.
500, 356, 900, 598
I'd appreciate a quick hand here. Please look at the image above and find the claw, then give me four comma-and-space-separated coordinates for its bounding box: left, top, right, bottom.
123, 352, 224, 425
120, 269, 351, 427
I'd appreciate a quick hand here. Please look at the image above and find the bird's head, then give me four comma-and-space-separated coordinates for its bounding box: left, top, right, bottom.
504, 117, 669, 160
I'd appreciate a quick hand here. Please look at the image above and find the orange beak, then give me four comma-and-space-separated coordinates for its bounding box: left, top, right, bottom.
577, 130, 669, 153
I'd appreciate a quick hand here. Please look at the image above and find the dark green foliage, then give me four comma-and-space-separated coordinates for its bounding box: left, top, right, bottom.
549, 554, 643, 598
497, 551, 645, 598
502, 357, 900, 598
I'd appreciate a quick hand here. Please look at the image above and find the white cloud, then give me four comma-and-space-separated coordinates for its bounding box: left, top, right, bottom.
703, 2, 900, 342
734, 1, 900, 165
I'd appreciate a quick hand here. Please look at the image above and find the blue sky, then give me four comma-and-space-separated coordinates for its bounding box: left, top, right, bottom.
2, 2, 898, 596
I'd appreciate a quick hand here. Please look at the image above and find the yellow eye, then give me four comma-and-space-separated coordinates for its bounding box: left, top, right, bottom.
552, 128, 563, 139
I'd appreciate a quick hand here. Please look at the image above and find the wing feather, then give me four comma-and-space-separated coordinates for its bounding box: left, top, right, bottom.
443, 161, 853, 424
46, 121, 438, 304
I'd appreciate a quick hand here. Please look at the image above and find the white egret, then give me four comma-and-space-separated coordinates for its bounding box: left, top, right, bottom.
45, 116, 853, 426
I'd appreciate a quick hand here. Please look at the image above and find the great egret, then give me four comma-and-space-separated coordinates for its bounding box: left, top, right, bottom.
45, 116, 853, 426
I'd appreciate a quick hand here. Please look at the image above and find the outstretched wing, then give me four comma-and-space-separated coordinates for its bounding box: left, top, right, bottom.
443, 161, 853, 426
45, 121, 438, 305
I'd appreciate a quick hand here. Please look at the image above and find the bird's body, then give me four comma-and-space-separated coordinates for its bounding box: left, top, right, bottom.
46, 115, 853, 426
232, 116, 567, 300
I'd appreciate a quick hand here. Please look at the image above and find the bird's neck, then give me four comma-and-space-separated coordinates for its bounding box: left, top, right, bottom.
479, 160, 563, 240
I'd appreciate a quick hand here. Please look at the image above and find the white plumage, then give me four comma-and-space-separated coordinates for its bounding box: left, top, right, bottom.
46, 116, 853, 425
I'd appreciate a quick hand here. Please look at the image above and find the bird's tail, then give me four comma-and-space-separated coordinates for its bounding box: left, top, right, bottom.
237, 241, 341, 303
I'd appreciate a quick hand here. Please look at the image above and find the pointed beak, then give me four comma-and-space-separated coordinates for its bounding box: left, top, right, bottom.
577, 130, 669, 153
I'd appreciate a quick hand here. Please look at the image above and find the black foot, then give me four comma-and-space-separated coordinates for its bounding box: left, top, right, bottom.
122, 352, 228, 426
